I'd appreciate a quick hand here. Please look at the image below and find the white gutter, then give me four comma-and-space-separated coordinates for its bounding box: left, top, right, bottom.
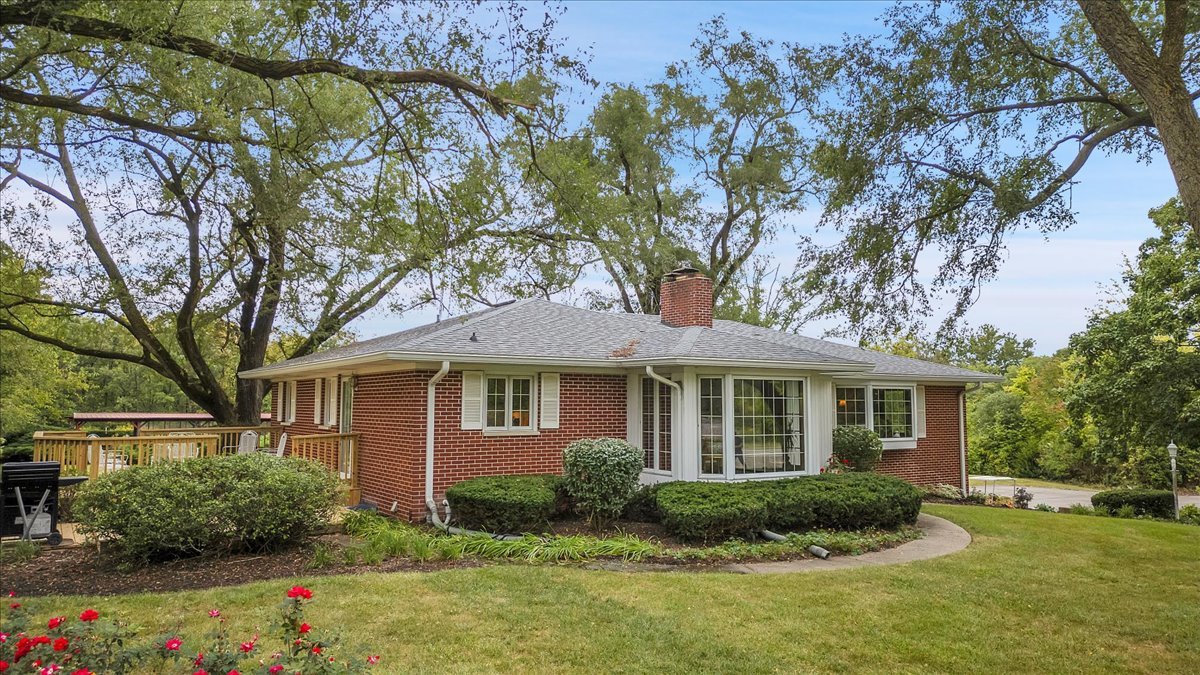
425, 361, 450, 508
960, 383, 981, 494
645, 365, 681, 396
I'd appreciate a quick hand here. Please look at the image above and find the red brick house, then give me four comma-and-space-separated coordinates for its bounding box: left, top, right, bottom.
240, 267, 1000, 522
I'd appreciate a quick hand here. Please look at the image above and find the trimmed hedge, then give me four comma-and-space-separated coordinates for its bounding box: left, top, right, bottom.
1091, 488, 1175, 518
656, 473, 922, 543
74, 453, 340, 565
445, 474, 560, 533
561, 438, 644, 526
656, 482, 769, 543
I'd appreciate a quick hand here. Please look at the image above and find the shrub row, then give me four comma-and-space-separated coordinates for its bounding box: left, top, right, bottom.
1091, 488, 1175, 519
656, 473, 923, 543
75, 453, 340, 565
444, 474, 562, 533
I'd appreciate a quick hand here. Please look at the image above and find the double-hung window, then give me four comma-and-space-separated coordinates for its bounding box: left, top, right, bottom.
485, 376, 533, 431
279, 381, 296, 424
835, 385, 916, 440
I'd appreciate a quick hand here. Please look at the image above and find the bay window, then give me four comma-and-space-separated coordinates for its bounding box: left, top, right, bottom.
641, 377, 673, 472
732, 378, 805, 475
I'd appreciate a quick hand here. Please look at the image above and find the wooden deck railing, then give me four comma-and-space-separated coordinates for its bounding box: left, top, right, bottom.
33, 433, 221, 477
291, 433, 360, 489
155, 425, 273, 452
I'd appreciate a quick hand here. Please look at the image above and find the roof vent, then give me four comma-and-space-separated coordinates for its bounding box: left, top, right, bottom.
469, 332, 479, 342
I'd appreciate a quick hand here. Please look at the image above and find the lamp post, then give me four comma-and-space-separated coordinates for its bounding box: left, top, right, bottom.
1167, 441, 1179, 520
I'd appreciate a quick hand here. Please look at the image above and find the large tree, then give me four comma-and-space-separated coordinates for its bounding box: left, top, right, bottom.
0, 0, 577, 423
522, 18, 824, 322
809, 0, 1200, 336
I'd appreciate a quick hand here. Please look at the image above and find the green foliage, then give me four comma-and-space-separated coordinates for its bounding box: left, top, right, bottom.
831, 426, 884, 471
1091, 489, 1176, 519
1113, 504, 1138, 520
561, 438, 644, 527
669, 526, 922, 561
656, 474, 922, 543
656, 482, 769, 544
621, 483, 663, 523
74, 454, 340, 565
1034, 503, 1056, 512
1067, 201, 1200, 488
1179, 504, 1200, 526
1068, 503, 1094, 516
0, 538, 40, 564
444, 474, 559, 534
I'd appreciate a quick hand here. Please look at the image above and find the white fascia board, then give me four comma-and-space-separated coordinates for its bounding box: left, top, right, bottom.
240, 350, 877, 380
828, 371, 1003, 384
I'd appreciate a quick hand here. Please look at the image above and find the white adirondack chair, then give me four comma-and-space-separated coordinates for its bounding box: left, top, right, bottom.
274, 432, 288, 458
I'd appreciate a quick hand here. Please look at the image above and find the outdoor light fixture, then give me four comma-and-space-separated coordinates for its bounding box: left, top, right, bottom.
1167, 441, 1179, 520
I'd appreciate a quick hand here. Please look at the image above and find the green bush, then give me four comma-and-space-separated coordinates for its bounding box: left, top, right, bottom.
74, 453, 339, 565
655, 473, 921, 543
1179, 504, 1200, 526
561, 438, 644, 527
1091, 488, 1175, 519
444, 474, 558, 533
656, 482, 768, 543
622, 483, 663, 522
832, 426, 884, 471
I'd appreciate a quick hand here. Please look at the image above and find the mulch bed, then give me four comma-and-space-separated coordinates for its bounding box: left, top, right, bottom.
0, 538, 485, 598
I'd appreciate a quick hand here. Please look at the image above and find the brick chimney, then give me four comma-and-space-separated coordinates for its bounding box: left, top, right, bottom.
659, 264, 713, 328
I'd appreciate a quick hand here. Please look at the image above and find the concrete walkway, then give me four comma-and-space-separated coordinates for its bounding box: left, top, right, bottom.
1020, 485, 1200, 511
723, 513, 971, 574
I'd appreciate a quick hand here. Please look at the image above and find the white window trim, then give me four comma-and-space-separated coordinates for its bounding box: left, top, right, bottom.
483, 374, 537, 433
279, 381, 297, 425
322, 375, 338, 427
639, 376, 673, 475
834, 382, 918, 449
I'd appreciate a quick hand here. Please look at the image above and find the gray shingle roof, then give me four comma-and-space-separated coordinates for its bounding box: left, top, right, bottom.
241, 299, 1000, 382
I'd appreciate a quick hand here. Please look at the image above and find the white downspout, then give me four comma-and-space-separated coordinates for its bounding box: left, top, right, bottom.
645, 365, 680, 395
425, 361, 450, 513
960, 383, 981, 494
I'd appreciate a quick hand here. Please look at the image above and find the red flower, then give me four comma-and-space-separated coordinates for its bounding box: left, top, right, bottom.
47, 617, 65, 630
238, 641, 254, 654
0, 632, 8, 643
71, 670, 91, 675
227, 671, 239, 675
9, 604, 19, 610
286, 586, 313, 600
0, 660, 8, 671
368, 655, 380, 665
299, 623, 311, 634
193, 653, 203, 666
192, 671, 208, 675
52, 638, 68, 652
164, 637, 182, 651
39, 663, 60, 674
311, 645, 322, 655
269, 667, 283, 674
34, 636, 52, 645
208, 609, 220, 618
78, 610, 99, 622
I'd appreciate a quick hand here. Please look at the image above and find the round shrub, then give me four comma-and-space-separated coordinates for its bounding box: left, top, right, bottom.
561, 438, 644, 527
74, 453, 340, 565
445, 474, 558, 533
656, 481, 768, 543
832, 426, 884, 471
1091, 488, 1175, 519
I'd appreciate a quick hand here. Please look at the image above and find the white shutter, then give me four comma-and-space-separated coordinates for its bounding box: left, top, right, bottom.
313, 378, 323, 424
916, 385, 927, 438
540, 373, 561, 429
324, 376, 338, 426
275, 382, 281, 423
461, 371, 484, 430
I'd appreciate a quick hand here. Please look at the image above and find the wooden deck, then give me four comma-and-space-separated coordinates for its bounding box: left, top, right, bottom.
32, 427, 360, 504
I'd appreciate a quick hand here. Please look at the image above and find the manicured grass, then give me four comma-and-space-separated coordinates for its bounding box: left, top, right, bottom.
5, 505, 1199, 673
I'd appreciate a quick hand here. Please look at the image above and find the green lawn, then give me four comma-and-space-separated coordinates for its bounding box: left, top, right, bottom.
5, 505, 1199, 673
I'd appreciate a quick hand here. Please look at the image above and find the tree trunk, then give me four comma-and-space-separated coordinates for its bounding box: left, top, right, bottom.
1079, 0, 1200, 237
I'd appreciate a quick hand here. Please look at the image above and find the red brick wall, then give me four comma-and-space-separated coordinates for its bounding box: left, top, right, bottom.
348, 370, 628, 521
269, 377, 340, 440
876, 385, 964, 487
660, 273, 713, 328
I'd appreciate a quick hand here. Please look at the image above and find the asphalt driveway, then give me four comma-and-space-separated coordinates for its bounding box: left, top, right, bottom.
1015, 485, 1200, 511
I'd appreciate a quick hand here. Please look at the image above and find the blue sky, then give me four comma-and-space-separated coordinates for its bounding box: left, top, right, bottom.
353, 1, 1176, 353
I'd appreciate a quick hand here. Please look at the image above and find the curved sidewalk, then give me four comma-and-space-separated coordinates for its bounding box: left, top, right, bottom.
723, 513, 971, 574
